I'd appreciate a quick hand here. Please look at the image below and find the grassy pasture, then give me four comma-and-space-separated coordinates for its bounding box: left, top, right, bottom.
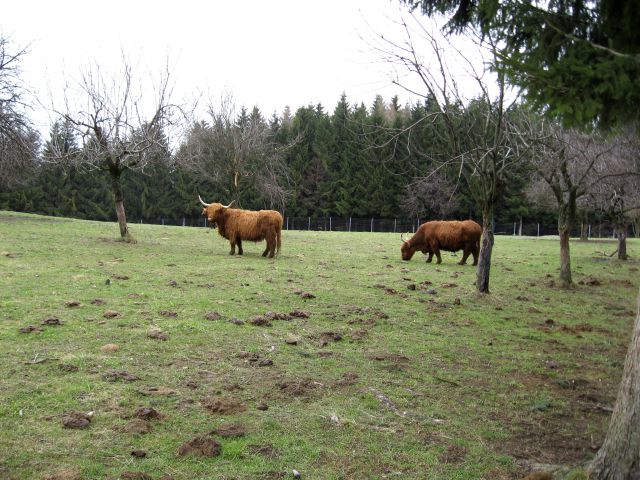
0, 211, 638, 480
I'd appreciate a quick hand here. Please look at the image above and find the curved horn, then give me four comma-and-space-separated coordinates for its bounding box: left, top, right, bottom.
222, 200, 236, 209
198, 194, 210, 207
400, 233, 409, 244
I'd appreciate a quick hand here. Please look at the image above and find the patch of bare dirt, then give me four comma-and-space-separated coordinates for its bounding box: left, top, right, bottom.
438, 444, 467, 464
134, 407, 163, 421
247, 444, 280, 458
210, 422, 246, 437
249, 315, 273, 327
202, 396, 247, 414
333, 372, 359, 387
159, 310, 177, 317
237, 351, 274, 367
103, 370, 140, 382
123, 419, 152, 434
177, 436, 222, 457
138, 386, 176, 396
59, 363, 79, 373
65, 300, 81, 308
103, 310, 120, 318
42, 316, 62, 326
19, 325, 43, 333
204, 311, 223, 320
289, 309, 310, 318
277, 378, 323, 397
147, 328, 168, 340
578, 276, 601, 286
90, 298, 106, 305
44, 468, 82, 480
62, 411, 92, 429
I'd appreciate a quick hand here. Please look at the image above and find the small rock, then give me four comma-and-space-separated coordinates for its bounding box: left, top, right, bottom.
256, 403, 269, 411
407, 284, 417, 291
453, 297, 461, 305
293, 469, 302, 478
204, 311, 222, 321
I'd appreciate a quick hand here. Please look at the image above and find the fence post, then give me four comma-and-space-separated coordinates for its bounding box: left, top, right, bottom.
371, 218, 374, 233
308, 217, 311, 231
349, 217, 352, 232
204, 218, 208, 228
588, 224, 591, 238
161, 218, 164, 226
286, 217, 289, 230
537, 223, 540, 236
329, 217, 332, 231
394, 218, 397, 233
513, 222, 516, 235
182, 217, 185, 227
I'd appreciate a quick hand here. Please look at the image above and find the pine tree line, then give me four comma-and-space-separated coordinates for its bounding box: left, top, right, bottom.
1, 93, 552, 225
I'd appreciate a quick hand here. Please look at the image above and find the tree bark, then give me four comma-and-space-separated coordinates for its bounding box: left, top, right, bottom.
589, 290, 640, 479
618, 230, 628, 260
110, 171, 135, 242
558, 200, 575, 288
476, 206, 494, 294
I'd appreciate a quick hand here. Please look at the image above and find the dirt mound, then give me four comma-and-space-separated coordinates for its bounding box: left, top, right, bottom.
103, 370, 140, 382
177, 436, 222, 457
62, 411, 92, 429
277, 378, 323, 397
123, 419, 152, 434
202, 396, 247, 414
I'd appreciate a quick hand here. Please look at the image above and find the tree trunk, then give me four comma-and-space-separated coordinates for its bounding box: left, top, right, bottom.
618, 230, 628, 260
558, 202, 574, 288
476, 206, 494, 294
589, 290, 640, 479
110, 171, 135, 243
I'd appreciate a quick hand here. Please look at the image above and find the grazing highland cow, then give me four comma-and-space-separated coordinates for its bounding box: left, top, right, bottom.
401, 220, 482, 265
198, 196, 283, 258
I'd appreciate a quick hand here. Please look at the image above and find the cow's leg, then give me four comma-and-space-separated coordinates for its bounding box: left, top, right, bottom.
229, 241, 236, 255
434, 248, 442, 264
426, 252, 434, 263
472, 249, 479, 266
264, 233, 275, 258
459, 249, 470, 265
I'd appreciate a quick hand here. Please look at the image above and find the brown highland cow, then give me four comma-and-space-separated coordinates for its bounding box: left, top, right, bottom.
401, 220, 482, 265
199, 196, 283, 258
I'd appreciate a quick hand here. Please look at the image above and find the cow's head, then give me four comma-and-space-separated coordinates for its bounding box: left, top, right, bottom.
198, 195, 235, 227
400, 233, 415, 261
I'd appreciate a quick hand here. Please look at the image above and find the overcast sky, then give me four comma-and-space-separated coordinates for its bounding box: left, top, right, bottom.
3, 0, 433, 133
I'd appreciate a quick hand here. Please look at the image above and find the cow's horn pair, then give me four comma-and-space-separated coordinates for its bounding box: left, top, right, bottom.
198, 195, 235, 209
400, 233, 409, 244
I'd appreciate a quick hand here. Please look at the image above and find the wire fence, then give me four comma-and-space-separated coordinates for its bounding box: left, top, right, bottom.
135, 216, 628, 238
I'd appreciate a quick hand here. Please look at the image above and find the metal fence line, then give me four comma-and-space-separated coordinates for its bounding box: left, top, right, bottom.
133, 216, 626, 238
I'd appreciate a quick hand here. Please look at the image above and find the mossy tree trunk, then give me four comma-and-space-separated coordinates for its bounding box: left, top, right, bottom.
589, 290, 640, 479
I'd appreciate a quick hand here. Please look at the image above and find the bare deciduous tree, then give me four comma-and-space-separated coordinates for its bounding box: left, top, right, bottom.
44, 56, 185, 242
372, 14, 531, 293
179, 94, 293, 210
0, 35, 39, 190
527, 127, 612, 286
587, 127, 640, 259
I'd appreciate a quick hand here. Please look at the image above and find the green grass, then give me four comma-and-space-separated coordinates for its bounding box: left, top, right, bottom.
0, 211, 638, 480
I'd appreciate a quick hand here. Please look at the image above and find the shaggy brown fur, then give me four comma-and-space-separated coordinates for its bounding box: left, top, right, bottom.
401, 220, 481, 265
201, 203, 283, 258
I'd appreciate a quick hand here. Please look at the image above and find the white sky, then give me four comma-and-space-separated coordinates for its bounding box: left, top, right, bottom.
3, 0, 430, 133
